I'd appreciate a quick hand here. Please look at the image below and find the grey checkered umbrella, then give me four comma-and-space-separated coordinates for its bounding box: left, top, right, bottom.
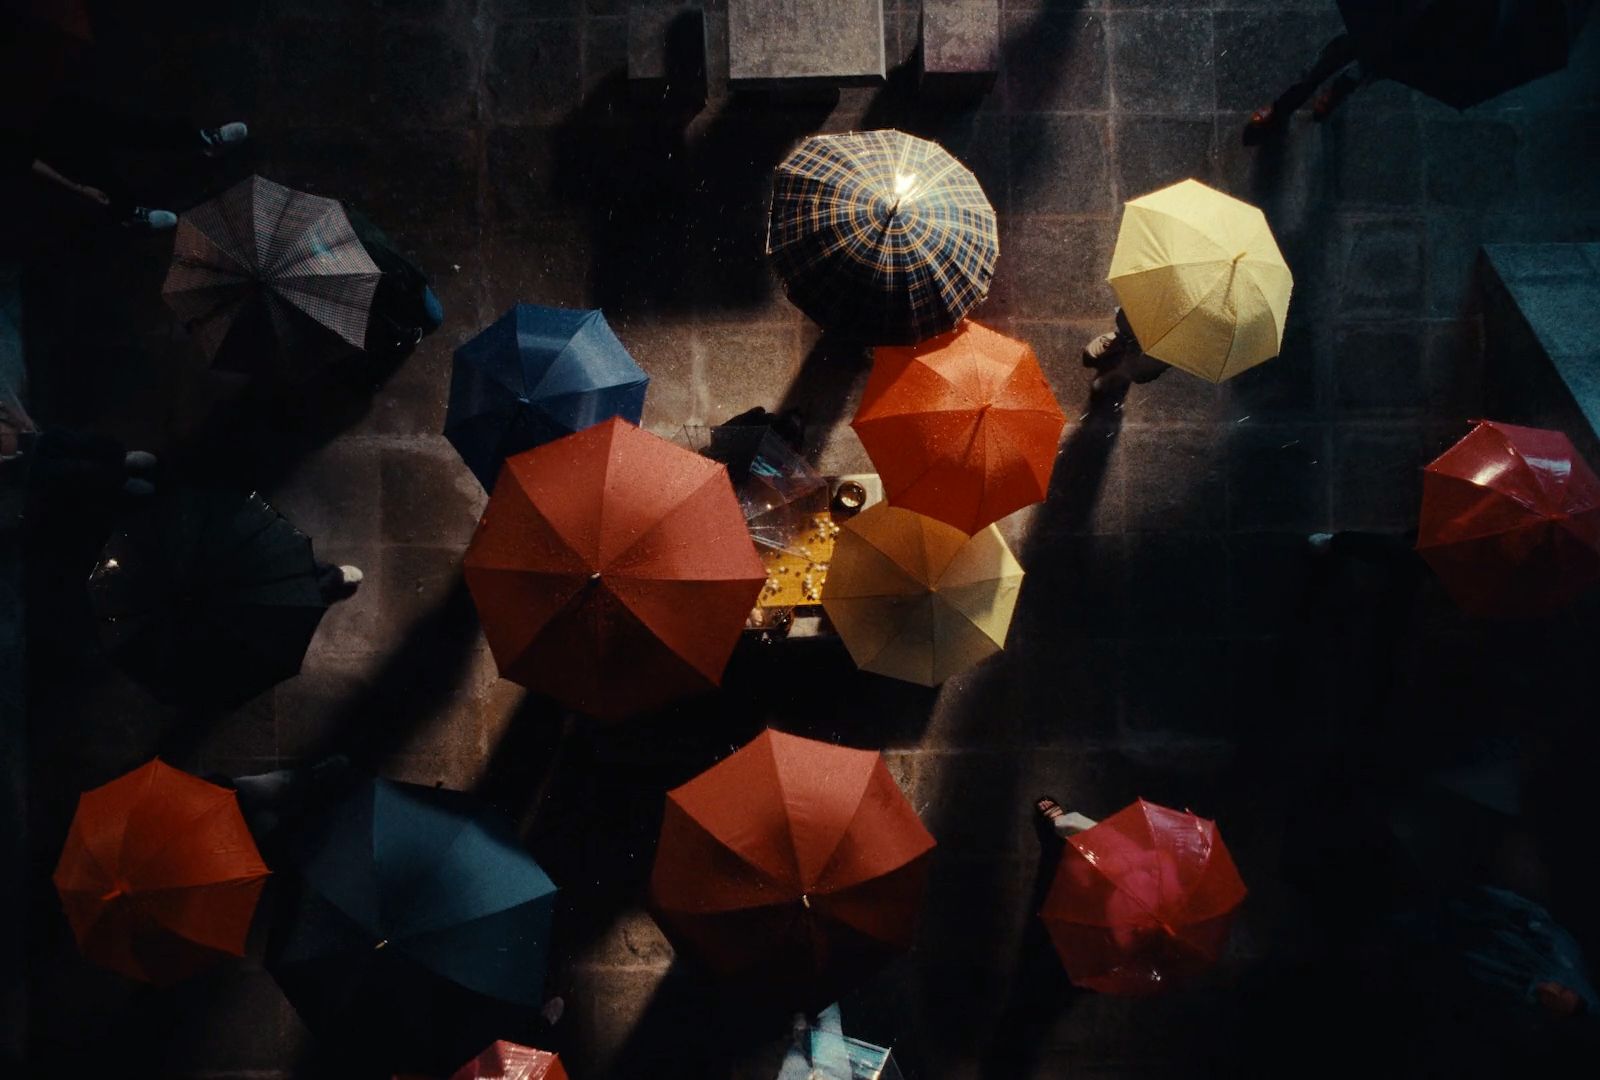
767, 129, 998, 345
163, 175, 381, 376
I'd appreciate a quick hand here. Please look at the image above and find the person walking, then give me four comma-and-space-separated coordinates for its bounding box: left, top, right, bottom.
1242, 32, 1372, 145
1081, 308, 1172, 400
5, 96, 248, 228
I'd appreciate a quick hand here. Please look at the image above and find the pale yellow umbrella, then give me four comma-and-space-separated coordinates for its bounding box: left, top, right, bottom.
821, 504, 1024, 686
1107, 179, 1293, 383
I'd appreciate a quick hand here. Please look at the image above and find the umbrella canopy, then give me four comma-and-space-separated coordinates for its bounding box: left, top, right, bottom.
449, 1042, 568, 1080
704, 421, 830, 557
268, 778, 559, 1075
1040, 799, 1247, 996
464, 417, 766, 719
649, 730, 936, 1007
52, 758, 270, 984
821, 503, 1023, 686
1416, 420, 1600, 617
88, 488, 330, 709
162, 175, 381, 377
853, 320, 1065, 534
1107, 179, 1292, 383
767, 129, 999, 345
1338, 0, 1592, 109
446, 304, 650, 491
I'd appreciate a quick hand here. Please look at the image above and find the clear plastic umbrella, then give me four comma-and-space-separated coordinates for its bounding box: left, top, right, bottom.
701, 422, 829, 559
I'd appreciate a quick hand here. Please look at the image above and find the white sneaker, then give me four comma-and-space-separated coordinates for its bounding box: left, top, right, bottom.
123, 207, 177, 230
338, 565, 364, 587
199, 121, 249, 156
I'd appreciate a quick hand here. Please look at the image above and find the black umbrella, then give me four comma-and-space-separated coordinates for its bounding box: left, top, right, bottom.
1339, 0, 1594, 108
87, 488, 329, 709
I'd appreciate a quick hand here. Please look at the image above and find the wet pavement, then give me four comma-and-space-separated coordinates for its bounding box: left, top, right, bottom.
10, 1, 1600, 1077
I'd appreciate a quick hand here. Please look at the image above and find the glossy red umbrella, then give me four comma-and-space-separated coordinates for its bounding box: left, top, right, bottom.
648, 730, 936, 1007
449, 1042, 567, 1080
52, 759, 270, 984
464, 417, 766, 720
1417, 420, 1600, 618
1040, 799, 1246, 997
853, 320, 1066, 534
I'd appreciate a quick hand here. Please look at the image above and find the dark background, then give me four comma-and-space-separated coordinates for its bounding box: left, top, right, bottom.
5, 1, 1600, 1077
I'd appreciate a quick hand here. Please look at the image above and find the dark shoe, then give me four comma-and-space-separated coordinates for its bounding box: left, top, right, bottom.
1036, 796, 1066, 827
1242, 105, 1284, 147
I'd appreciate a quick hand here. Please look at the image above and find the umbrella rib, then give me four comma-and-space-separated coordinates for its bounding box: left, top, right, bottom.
762, 737, 807, 887
600, 467, 730, 574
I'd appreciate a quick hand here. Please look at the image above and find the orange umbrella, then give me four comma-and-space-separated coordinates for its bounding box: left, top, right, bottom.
464, 417, 766, 719
852, 320, 1066, 534
649, 730, 936, 1007
52, 758, 270, 984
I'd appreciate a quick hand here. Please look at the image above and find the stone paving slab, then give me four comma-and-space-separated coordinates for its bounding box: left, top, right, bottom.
727, 0, 886, 87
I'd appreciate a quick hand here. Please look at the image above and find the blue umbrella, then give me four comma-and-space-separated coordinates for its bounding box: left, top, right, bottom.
267, 778, 559, 1073
445, 304, 650, 490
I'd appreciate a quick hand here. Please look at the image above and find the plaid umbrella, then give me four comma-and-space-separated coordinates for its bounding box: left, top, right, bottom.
162, 175, 381, 377
767, 130, 998, 345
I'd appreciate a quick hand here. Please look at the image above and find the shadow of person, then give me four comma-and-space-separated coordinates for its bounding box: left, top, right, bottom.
774, 331, 871, 458
551, 72, 835, 319
980, 819, 1083, 1079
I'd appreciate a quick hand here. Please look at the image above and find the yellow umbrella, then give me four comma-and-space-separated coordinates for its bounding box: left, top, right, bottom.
822, 504, 1024, 686
1107, 179, 1293, 383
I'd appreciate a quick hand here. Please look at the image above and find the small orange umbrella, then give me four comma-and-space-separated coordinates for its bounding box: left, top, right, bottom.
52, 758, 270, 984
852, 320, 1066, 534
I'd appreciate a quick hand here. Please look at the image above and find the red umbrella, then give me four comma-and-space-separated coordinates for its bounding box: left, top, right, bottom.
1040, 799, 1245, 997
852, 320, 1066, 534
1417, 420, 1600, 617
52, 758, 271, 984
648, 730, 936, 1006
449, 1042, 567, 1080
464, 417, 766, 720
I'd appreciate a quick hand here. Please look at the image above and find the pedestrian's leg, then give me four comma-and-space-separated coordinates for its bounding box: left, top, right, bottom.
1244, 33, 1359, 143
1275, 33, 1359, 115
1328, 530, 1422, 574
1313, 65, 1377, 120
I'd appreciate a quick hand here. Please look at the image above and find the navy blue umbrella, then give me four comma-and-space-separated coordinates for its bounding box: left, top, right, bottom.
445, 304, 650, 490
267, 778, 559, 1073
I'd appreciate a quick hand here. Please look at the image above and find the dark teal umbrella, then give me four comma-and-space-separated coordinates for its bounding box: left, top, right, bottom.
267, 778, 559, 1073
445, 304, 649, 490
